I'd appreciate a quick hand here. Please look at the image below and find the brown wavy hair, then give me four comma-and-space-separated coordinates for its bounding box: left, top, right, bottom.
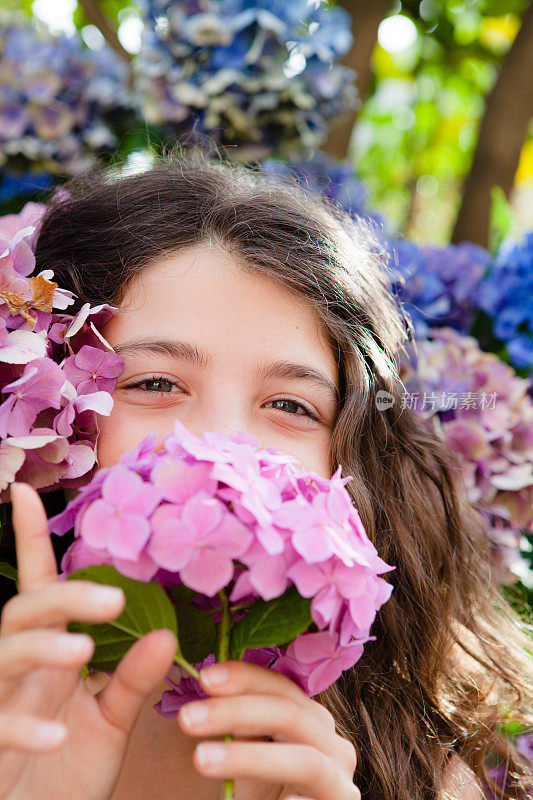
31, 144, 533, 799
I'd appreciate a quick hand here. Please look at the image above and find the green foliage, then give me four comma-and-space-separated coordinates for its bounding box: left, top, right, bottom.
169, 585, 217, 664
66, 565, 177, 672
72, 0, 141, 32
0, 0, 33, 16
479, 1, 530, 15
354, 0, 529, 241
489, 185, 519, 253
229, 585, 312, 660
62, 566, 314, 679
0, 561, 18, 590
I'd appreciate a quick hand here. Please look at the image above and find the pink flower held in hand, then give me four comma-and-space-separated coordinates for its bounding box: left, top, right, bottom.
80, 466, 162, 559
148, 494, 253, 596
50, 418, 395, 714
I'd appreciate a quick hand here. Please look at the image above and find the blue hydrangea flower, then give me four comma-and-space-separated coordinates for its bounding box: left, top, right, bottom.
386, 237, 490, 338
0, 170, 53, 204
134, 0, 358, 159
475, 231, 533, 371
260, 151, 370, 215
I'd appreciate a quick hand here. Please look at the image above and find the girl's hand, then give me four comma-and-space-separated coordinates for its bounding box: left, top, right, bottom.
177, 659, 361, 800
0, 482, 178, 800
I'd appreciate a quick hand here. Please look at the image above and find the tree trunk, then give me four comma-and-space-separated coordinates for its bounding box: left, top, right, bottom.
451, 1, 533, 247
77, 0, 133, 63
321, 0, 391, 162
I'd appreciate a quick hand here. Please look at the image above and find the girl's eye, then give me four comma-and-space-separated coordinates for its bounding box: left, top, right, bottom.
264, 398, 319, 422
124, 376, 182, 394
123, 376, 319, 421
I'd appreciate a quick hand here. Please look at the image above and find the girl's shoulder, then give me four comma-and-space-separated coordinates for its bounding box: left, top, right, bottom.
441, 754, 484, 800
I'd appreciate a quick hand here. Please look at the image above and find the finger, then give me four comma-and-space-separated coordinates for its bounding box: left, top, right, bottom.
0, 630, 94, 683
192, 741, 361, 800
0, 580, 125, 636
10, 482, 59, 593
177, 693, 343, 764
198, 659, 311, 707
97, 629, 177, 736
0, 712, 67, 753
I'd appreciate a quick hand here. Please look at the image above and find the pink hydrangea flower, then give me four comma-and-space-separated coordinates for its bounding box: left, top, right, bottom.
0, 203, 121, 498
51, 418, 396, 714
63, 344, 123, 395
272, 630, 367, 696
0, 358, 65, 437
148, 494, 253, 596
79, 466, 162, 559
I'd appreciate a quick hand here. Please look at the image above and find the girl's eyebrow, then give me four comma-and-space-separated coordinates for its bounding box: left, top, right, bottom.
113, 337, 339, 404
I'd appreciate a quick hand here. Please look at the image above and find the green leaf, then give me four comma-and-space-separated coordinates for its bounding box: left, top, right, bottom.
489, 185, 517, 254
229, 585, 312, 661
174, 603, 217, 664
66, 565, 177, 672
169, 583, 198, 604
0, 561, 18, 589
169, 583, 217, 663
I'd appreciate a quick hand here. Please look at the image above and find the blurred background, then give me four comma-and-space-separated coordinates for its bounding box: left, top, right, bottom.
0, 0, 532, 782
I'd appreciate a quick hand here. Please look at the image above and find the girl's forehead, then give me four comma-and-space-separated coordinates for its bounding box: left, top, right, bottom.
103, 245, 338, 380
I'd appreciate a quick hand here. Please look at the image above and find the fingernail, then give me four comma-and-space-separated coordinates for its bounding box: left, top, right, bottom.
89, 586, 124, 606
180, 702, 209, 727
200, 665, 228, 687
56, 634, 92, 656
196, 743, 227, 768
35, 722, 67, 747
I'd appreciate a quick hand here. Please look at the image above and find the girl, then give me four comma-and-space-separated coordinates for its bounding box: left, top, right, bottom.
1, 146, 532, 800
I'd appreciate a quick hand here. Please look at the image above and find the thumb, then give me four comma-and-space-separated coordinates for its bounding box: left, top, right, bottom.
96, 629, 178, 735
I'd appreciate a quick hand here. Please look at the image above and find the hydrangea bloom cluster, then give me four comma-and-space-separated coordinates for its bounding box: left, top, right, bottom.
399, 327, 533, 587
0, 170, 53, 206
0, 14, 130, 176
49, 418, 395, 703
133, 0, 358, 159
387, 237, 491, 338
475, 231, 533, 372
0, 202, 123, 499
259, 150, 386, 230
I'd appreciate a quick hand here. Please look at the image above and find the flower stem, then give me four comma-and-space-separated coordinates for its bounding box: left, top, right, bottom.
217, 589, 234, 800
229, 602, 252, 613
172, 651, 200, 680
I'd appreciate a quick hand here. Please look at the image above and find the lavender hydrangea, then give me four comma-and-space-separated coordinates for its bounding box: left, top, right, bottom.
399, 327, 533, 587
134, 0, 358, 159
485, 731, 533, 799
0, 14, 131, 176
387, 237, 491, 338
259, 150, 387, 230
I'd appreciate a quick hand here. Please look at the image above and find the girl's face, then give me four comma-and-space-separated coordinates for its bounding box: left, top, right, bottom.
96, 242, 339, 478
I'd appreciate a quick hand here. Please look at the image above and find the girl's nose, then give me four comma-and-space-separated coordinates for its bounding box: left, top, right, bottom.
183, 406, 251, 442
